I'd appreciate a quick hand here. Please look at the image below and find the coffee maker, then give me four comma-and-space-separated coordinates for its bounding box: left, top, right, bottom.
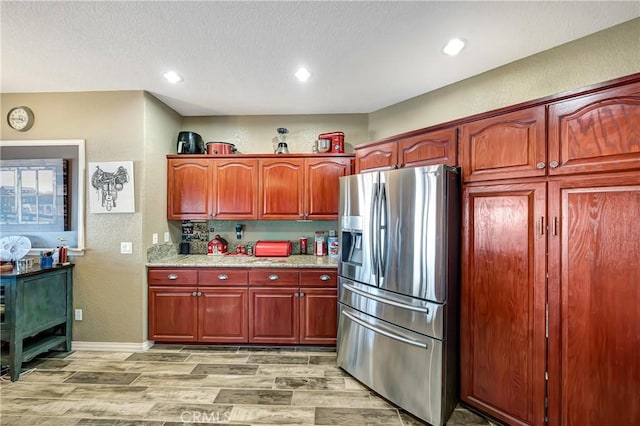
176, 131, 204, 154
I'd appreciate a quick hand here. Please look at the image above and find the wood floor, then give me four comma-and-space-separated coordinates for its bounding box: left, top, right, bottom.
0, 345, 499, 425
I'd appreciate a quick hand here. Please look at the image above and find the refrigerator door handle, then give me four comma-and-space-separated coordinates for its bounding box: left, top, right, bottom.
343, 283, 430, 314
370, 182, 379, 279
342, 310, 428, 349
379, 182, 388, 278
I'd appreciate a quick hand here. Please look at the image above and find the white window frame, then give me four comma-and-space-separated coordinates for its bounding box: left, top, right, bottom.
0, 139, 86, 254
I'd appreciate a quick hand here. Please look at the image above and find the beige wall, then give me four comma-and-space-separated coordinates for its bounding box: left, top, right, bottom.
182, 114, 369, 154
368, 18, 640, 140
1, 20, 638, 344
1, 91, 152, 343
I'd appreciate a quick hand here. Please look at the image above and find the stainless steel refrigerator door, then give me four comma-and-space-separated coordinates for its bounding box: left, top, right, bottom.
379, 165, 451, 302
339, 277, 444, 339
337, 304, 444, 425
338, 171, 378, 287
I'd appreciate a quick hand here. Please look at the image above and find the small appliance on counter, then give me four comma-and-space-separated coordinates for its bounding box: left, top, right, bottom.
177, 131, 204, 154
206, 141, 237, 155
254, 240, 292, 257
318, 131, 345, 153
274, 127, 290, 154
208, 235, 228, 255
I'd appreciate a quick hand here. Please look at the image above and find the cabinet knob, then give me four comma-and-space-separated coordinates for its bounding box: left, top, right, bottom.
268, 274, 279, 280
197, 291, 202, 297
192, 291, 198, 296
536, 162, 546, 169
217, 274, 229, 280
549, 160, 559, 168
299, 292, 305, 298
320, 274, 331, 281
167, 274, 178, 280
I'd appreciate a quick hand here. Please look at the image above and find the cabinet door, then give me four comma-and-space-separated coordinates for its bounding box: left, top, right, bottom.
355, 142, 397, 172
460, 106, 546, 182
248, 288, 299, 344
299, 288, 337, 345
399, 127, 458, 168
304, 157, 352, 220
167, 159, 212, 220
212, 159, 258, 219
259, 159, 304, 219
547, 172, 640, 426
198, 287, 248, 343
548, 81, 640, 176
461, 182, 547, 426
148, 286, 198, 342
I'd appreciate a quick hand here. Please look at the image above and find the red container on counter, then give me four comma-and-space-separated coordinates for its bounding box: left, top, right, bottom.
254, 240, 292, 257
318, 131, 345, 153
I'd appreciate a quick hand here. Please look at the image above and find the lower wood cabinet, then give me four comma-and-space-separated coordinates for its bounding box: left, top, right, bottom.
148, 267, 337, 345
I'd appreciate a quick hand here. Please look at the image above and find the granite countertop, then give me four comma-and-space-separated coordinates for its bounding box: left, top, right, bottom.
147, 254, 338, 269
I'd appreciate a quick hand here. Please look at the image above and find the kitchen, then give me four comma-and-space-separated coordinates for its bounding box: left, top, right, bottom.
1, 2, 639, 425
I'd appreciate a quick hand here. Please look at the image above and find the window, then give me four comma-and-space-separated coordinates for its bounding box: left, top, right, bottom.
0, 139, 85, 253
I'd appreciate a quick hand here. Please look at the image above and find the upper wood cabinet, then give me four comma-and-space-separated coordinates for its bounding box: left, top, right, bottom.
355, 127, 457, 173
167, 158, 213, 220
259, 156, 352, 220
211, 159, 258, 219
460, 106, 546, 183
548, 81, 640, 176
168, 158, 258, 220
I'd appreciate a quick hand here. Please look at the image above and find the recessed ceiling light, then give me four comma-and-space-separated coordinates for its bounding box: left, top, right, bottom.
163, 71, 183, 84
443, 38, 466, 56
295, 67, 311, 82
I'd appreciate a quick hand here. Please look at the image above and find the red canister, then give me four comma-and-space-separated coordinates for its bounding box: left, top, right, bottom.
299, 237, 307, 254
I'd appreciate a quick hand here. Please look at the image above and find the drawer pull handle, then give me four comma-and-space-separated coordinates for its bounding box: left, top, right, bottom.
217, 274, 229, 280
167, 274, 178, 280
320, 274, 331, 281
268, 274, 279, 280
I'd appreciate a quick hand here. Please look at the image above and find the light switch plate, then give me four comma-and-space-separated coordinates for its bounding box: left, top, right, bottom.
164, 232, 170, 243
120, 242, 133, 254
152, 233, 158, 244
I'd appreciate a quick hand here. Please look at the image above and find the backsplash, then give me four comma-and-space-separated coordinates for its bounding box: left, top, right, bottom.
159, 220, 338, 257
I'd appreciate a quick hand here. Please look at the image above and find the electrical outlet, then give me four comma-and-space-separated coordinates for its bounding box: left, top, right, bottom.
164, 232, 170, 243
120, 242, 133, 254
152, 233, 158, 244
75, 309, 83, 321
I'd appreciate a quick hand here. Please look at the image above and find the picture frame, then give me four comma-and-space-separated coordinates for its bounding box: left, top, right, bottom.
88, 161, 134, 213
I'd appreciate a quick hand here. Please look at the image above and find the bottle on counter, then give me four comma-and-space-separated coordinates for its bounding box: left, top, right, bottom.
299, 237, 308, 255
314, 231, 326, 256
327, 230, 339, 260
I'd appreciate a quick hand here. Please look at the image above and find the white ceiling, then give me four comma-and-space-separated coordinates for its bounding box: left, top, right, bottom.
2, 1, 638, 116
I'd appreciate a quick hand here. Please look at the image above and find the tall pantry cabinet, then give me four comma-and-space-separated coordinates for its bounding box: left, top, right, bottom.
460, 79, 640, 426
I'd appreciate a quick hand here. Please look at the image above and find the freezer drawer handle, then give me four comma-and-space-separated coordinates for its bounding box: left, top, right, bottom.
343, 283, 429, 314
342, 310, 428, 349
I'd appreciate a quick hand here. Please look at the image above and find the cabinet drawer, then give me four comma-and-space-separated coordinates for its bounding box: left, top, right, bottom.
300, 269, 337, 287
249, 270, 299, 286
148, 269, 198, 285
199, 269, 249, 286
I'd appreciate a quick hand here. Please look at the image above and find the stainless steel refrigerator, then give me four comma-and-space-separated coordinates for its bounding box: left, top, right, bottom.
337, 164, 460, 426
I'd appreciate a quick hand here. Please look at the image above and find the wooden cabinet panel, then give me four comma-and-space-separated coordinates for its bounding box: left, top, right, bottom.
259, 159, 304, 219
198, 287, 248, 343
299, 288, 337, 345
548, 82, 640, 176
460, 106, 546, 182
148, 286, 198, 342
399, 128, 458, 168
305, 158, 351, 220
212, 159, 258, 219
249, 288, 299, 344
355, 142, 397, 172
148, 269, 198, 285
461, 182, 547, 426
198, 269, 248, 286
249, 269, 299, 286
547, 173, 640, 426
167, 159, 212, 220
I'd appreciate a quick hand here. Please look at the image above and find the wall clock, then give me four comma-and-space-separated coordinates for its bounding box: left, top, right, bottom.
7, 106, 35, 131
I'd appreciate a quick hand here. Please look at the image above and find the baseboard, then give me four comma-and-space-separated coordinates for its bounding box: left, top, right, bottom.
71, 340, 154, 352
